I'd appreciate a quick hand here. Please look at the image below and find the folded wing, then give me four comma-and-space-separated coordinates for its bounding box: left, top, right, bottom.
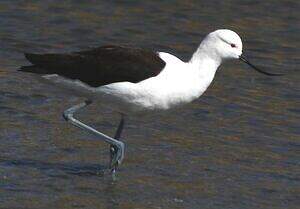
20, 45, 166, 87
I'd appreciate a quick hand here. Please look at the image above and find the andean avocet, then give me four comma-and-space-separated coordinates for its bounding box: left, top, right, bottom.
20, 29, 282, 177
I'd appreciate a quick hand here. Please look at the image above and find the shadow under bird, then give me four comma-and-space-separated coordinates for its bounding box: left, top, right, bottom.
20, 29, 282, 177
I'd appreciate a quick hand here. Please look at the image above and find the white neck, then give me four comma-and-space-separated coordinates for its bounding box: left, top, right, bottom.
188, 43, 222, 89
189, 41, 222, 71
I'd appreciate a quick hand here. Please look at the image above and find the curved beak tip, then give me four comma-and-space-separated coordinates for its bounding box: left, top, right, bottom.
239, 55, 284, 76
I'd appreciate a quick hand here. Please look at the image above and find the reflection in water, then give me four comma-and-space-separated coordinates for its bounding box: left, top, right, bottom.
0, 1, 299, 209
0, 156, 106, 177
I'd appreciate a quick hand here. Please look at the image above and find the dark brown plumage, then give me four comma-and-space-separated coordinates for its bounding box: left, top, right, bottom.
20, 45, 166, 87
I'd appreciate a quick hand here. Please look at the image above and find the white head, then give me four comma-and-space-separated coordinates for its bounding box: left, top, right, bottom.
201, 29, 243, 61
192, 29, 281, 76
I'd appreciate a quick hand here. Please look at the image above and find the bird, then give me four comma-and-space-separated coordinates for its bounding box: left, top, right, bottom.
20, 29, 282, 177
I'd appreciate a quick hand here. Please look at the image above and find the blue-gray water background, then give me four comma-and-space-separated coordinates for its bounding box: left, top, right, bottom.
0, 1, 299, 209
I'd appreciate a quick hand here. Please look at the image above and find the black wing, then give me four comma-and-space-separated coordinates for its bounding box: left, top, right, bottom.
20, 45, 166, 87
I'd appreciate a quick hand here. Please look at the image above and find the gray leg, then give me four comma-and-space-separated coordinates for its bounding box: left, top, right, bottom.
63, 100, 125, 169
110, 115, 125, 175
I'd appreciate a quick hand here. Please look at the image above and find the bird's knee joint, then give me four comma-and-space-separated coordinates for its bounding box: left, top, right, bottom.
62, 112, 73, 121
117, 141, 125, 150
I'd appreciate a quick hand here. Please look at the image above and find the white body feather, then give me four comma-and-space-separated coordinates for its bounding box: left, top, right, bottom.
95, 52, 220, 113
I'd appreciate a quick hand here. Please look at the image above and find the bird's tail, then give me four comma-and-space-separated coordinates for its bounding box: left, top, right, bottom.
19, 52, 72, 74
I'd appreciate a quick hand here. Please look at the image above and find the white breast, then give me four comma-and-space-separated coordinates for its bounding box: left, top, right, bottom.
96, 52, 215, 113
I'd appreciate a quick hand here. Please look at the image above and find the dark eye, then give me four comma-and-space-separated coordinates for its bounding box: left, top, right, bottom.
231, 43, 236, 48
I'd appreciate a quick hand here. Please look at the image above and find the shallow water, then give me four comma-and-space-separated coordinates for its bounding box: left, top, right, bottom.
0, 1, 299, 209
